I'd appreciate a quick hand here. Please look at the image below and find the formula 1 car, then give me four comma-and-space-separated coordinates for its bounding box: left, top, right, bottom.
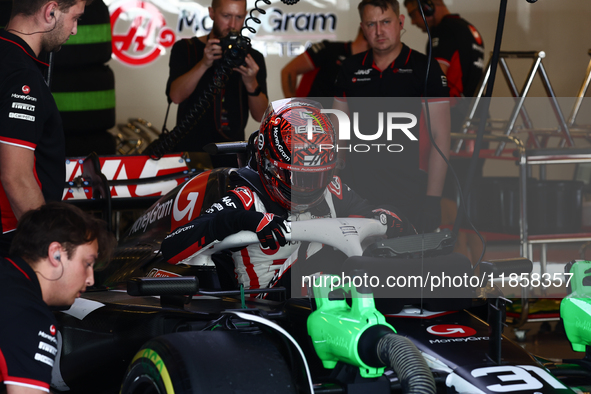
52, 156, 591, 394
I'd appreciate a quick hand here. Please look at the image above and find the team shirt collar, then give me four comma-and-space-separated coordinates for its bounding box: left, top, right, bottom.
361, 44, 412, 72
5, 256, 43, 298
0, 28, 50, 67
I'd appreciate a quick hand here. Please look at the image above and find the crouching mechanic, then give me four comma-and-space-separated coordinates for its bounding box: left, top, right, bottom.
0, 202, 115, 393
161, 99, 415, 297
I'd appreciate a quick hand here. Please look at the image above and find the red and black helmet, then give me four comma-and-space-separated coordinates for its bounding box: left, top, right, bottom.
255, 99, 337, 212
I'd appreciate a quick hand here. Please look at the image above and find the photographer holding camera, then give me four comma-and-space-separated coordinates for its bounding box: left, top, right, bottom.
166, 0, 268, 168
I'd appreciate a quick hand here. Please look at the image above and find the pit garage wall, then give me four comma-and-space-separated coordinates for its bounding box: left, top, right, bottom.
105, 0, 591, 178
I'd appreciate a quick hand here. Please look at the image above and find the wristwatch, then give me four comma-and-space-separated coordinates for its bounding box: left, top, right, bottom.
247, 86, 261, 96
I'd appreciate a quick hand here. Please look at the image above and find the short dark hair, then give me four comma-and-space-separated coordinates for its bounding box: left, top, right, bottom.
211, 0, 245, 11
10, 202, 115, 267
11, 0, 92, 18
358, 0, 400, 19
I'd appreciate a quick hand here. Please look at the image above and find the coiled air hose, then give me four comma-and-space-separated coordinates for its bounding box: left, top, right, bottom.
355, 324, 436, 394
377, 333, 436, 394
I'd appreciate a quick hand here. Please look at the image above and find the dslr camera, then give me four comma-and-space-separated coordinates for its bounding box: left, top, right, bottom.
216, 31, 249, 67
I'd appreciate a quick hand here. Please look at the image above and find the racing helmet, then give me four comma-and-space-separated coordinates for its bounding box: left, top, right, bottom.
255, 99, 337, 212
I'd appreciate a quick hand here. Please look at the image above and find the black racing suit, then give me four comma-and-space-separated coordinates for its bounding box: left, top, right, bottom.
161, 167, 413, 292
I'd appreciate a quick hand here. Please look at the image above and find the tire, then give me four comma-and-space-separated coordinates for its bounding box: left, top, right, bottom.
53, 0, 112, 67
0, 1, 11, 28
51, 64, 116, 133
120, 331, 299, 394
64, 130, 116, 157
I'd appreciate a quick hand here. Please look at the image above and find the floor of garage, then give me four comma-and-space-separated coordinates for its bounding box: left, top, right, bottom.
483, 239, 585, 361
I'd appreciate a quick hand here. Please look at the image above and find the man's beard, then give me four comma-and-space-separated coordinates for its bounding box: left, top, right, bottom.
212, 23, 226, 39
41, 18, 67, 53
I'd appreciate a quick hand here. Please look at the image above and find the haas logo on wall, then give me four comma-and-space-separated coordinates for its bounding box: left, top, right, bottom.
110, 1, 176, 66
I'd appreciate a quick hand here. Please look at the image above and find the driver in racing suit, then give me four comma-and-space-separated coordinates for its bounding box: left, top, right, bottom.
161, 99, 415, 294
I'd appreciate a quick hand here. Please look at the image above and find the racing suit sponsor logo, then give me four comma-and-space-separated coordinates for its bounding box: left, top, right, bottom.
221, 196, 237, 208
34, 353, 54, 367
22, 85, 31, 94
354, 69, 371, 75
352, 77, 371, 83
49, 325, 56, 335
393, 68, 412, 73
12, 102, 35, 111
9, 112, 35, 122
205, 203, 224, 214
38, 330, 57, 344
38, 341, 58, 356
327, 176, 343, 199
11, 93, 37, 102
164, 224, 194, 240
130, 199, 174, 234
230, 187, 254, 209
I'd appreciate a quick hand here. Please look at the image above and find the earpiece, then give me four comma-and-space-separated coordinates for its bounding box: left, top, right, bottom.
54, 252, 61, 261
420, 0, 435, 17
50, 10, 55, 18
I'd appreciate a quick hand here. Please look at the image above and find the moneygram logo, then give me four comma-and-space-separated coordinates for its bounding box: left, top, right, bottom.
315, 109, 418, 153
427, 324, 477, 338
110, 1, 176, 66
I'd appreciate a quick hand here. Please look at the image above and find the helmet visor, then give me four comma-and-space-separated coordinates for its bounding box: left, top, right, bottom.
267, 158, 336, 205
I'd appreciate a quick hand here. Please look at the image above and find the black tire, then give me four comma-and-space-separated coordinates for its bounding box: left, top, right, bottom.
120, 331, 299, 394
51, 64, 116, 133
0, 1, 11, 28
64, 130, 116, 157
53, 0, 112, 67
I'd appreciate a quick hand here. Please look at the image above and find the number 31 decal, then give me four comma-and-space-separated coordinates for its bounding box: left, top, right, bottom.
471, 365, 567, 392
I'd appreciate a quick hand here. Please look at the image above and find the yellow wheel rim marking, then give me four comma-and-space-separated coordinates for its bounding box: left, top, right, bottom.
131, 348, 175, 394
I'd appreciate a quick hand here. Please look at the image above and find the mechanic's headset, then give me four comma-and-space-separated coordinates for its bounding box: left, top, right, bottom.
418, 0, 435, 17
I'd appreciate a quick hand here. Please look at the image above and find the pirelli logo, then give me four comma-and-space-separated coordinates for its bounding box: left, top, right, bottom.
12, 102, 35, 112
8, 112, 35, 122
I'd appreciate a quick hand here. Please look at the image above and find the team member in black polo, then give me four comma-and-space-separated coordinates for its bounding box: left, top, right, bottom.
0, 0, 88, 256
281, 28, 368, 105
0, 202, 115, 394
167, 0, 268, 168
404, 0, 484, 99
334, 0, 450, 232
